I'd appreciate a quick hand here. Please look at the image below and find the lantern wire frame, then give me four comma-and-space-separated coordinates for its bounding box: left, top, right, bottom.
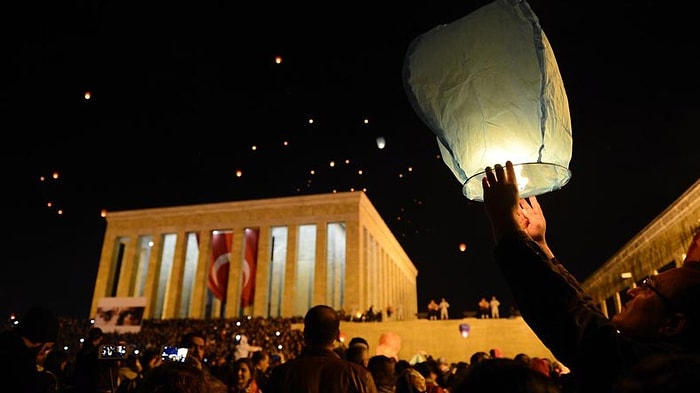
464, 162, 571, 202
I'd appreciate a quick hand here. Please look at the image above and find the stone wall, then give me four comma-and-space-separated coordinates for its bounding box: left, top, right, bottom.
294, 316, 561, 366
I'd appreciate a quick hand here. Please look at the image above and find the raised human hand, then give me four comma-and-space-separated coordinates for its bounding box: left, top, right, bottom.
519, 196, 545, 242
482, 161, 522, 242
518, 196, 554, 259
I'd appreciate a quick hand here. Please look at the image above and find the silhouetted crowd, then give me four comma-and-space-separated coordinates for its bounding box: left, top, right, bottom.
49, 315, 306, 368
5, 300, 700, 393
2, 308, 574, 393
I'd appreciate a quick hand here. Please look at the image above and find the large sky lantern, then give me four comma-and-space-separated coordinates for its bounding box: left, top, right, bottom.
403, 0, 572, 202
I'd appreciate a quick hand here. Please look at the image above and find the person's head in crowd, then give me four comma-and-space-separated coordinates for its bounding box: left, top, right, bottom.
230, 357, 257, 392
345, 343, 370, 367
348, 336, 370, 350
514, 353, 532, 366
268, 352, 284, 370
18, 306, 59, 355
469, 351, 490, 366
436, 356, 450, 373
489, 347, 503, 358
179, 331, 207, 362
395, 359, 412, 375
303, 305, 340, 348
250, 350, 271, 389
86, 326, 104, 346
251, 350, 270, 375
122, 352, 143, 374
367, 355, 396, 391
140, 347, 163, 375
452, 358, 561, 393
414, 359, 441, 386
434, 357, 454, 388
137, 360, 209, 393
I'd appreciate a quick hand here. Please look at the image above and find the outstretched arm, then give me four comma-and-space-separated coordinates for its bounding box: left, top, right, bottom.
482, 161, 611, 373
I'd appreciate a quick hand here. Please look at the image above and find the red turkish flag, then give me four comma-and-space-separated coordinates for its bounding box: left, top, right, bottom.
208, 232, 232, 301
240, 228, 259, 308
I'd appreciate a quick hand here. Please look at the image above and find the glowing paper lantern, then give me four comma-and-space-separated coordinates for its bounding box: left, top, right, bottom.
375, 331, 401, 360
376, 136, 386, 149
459, 323, 470, 338
403, 0, 572, 201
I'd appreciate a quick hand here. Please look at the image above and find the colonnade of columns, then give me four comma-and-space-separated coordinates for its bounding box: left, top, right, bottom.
89, 192, 419, 321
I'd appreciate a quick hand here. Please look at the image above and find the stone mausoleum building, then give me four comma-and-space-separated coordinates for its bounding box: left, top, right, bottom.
582, 177, 700, 317
90, 191, 418, 320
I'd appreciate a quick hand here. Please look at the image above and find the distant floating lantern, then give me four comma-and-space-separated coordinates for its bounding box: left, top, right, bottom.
403, 0, 572, 202
376, 136, 386, 149
376, 332, 401, 360
459, 323, 470, 338
459, 243, 467, 252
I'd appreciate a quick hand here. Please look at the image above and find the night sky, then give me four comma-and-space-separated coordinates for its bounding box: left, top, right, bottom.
3, 1, 699, 319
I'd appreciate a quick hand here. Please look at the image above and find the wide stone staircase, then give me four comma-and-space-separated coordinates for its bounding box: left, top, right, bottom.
292, 316, 561, 366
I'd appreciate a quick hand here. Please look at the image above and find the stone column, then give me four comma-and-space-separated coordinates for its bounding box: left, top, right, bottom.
251, 226, 269, 318
281, 225, 298, 318
163, 231, 186, 319
191, 230, 211, 319
144, 234, 163, 319
313, 223, 328, 306
344, 220, 360, 314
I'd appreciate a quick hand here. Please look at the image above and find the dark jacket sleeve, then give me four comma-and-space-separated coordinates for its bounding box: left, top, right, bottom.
493, 231, 638, 390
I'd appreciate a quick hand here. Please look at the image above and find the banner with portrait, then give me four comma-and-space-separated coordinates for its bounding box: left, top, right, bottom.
94, 296, 147, 333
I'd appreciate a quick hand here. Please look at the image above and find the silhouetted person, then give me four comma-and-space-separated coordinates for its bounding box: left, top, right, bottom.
0, 306, 59, 393
251, 350, 271, 391
452, 358, 561, 393
481, 161, 700, 393
178, 331, 227, 390
367, 355, 396, 393
265, 304, 377, 393
136, 361, 211, 393
72, 327, 107, 393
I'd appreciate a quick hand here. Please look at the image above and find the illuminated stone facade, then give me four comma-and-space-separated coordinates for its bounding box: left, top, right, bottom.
582, 178, 700, 317
90, 191, 419, 320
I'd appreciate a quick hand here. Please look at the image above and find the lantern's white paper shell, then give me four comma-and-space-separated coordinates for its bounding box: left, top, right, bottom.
403, 0, 572, 201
